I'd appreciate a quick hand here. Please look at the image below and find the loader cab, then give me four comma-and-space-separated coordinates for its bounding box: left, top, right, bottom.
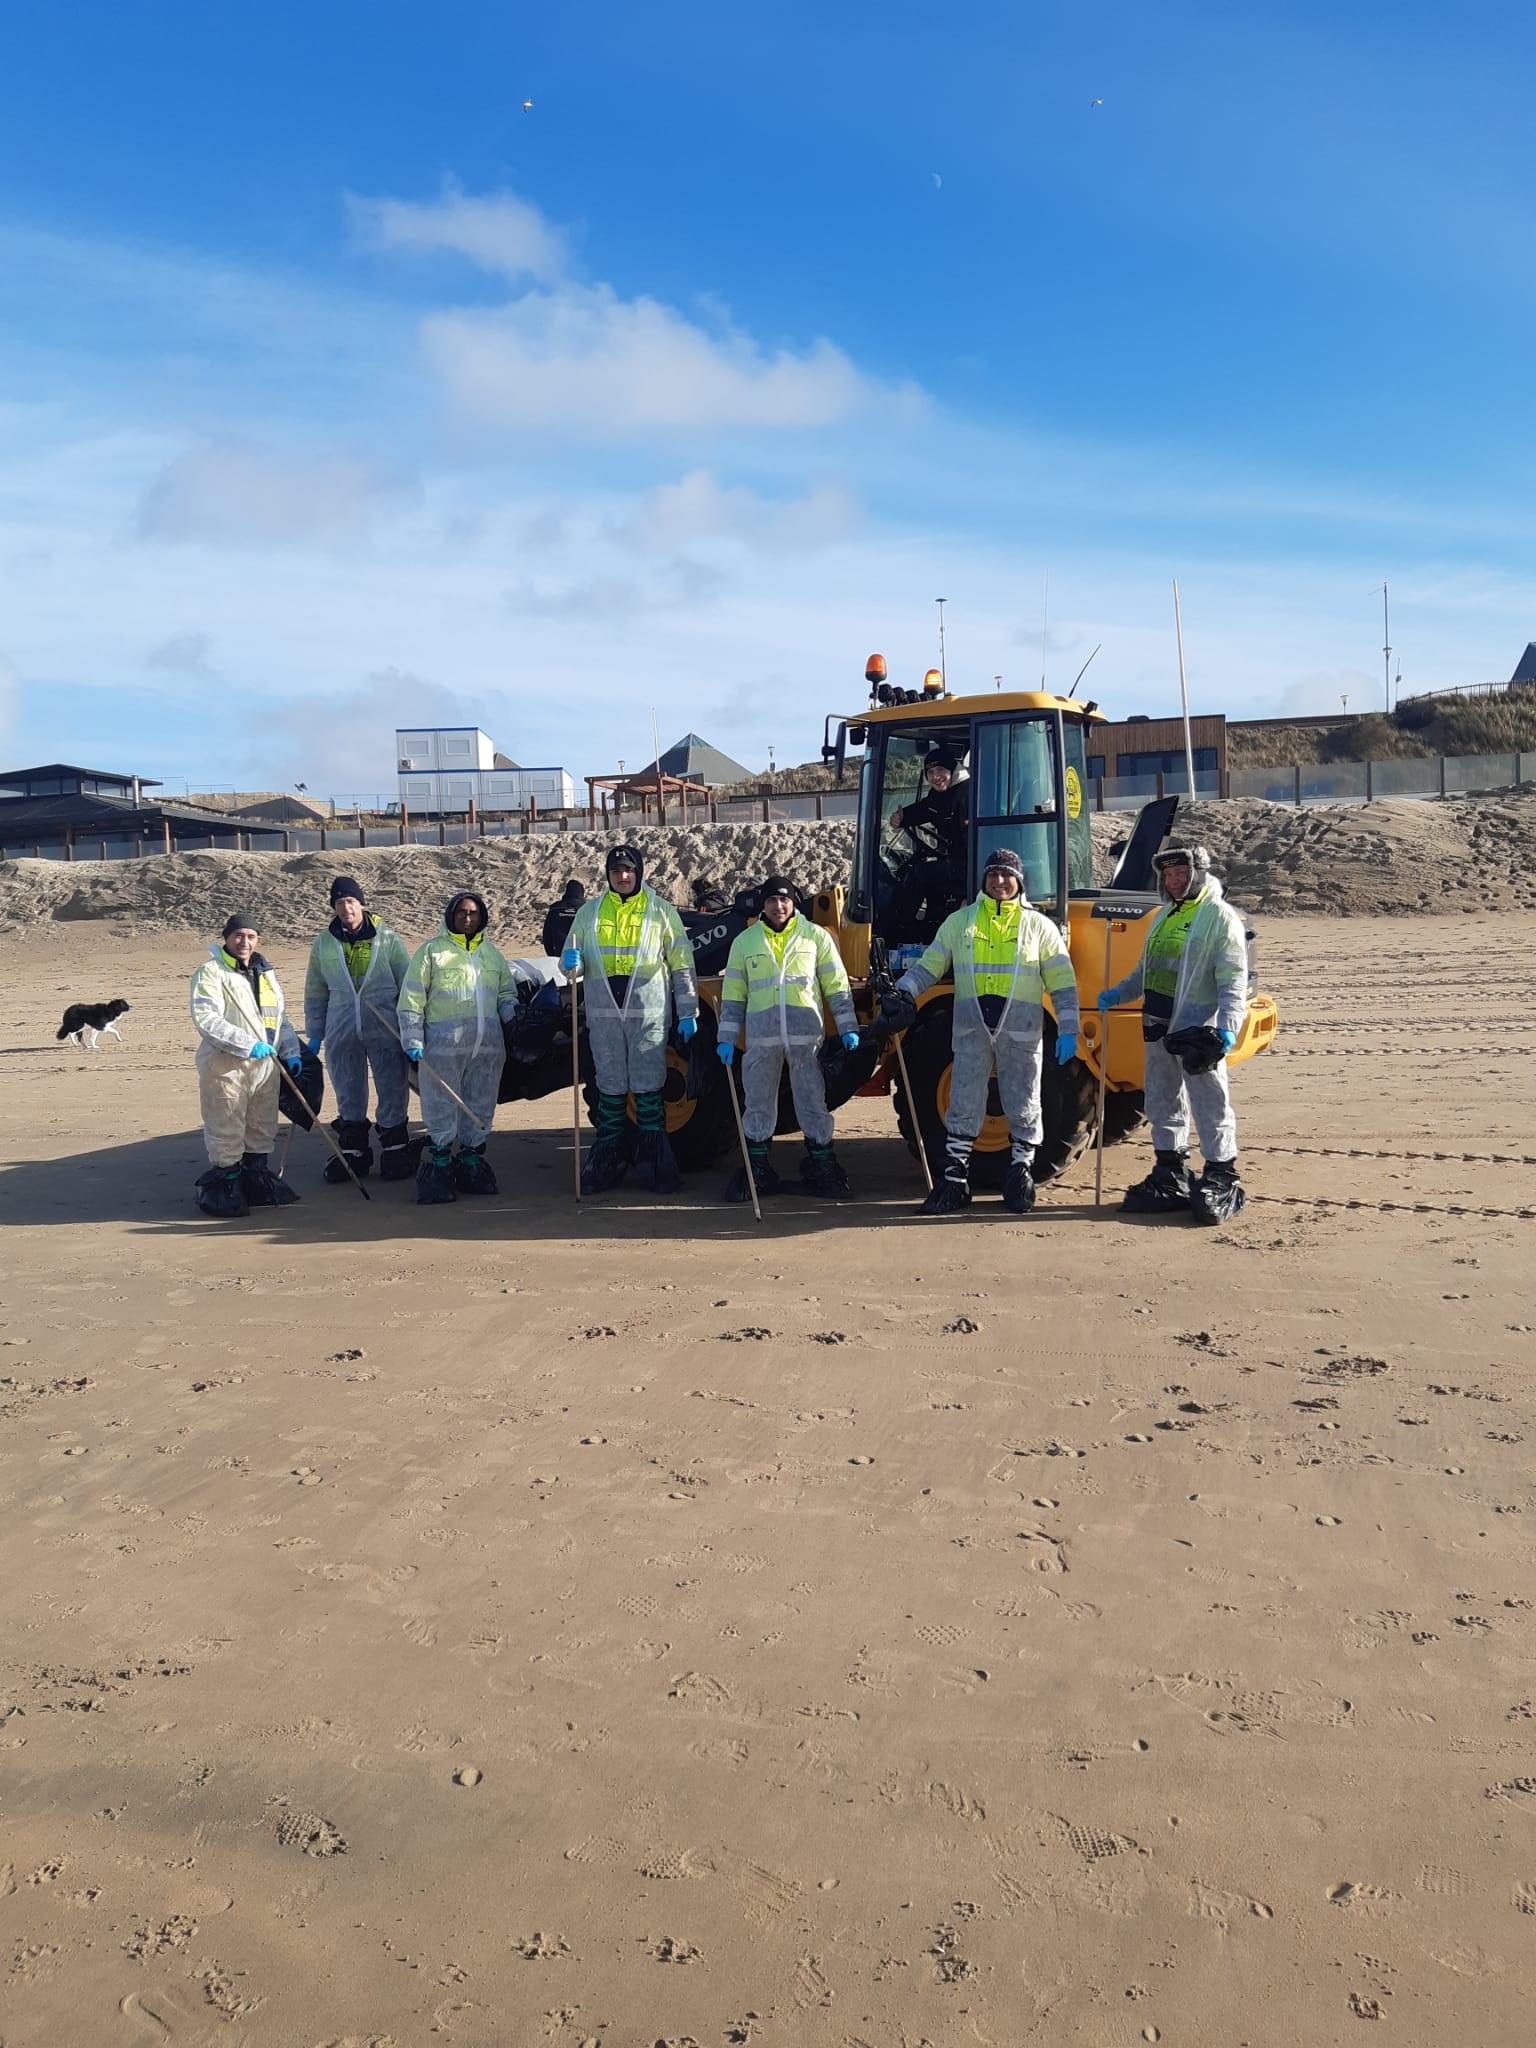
837, 690, 1097, 956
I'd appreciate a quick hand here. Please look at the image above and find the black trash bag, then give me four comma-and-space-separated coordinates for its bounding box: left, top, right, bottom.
816, 1031, 880, 1110
1163, 1025, 1229, 1076
279, 1045, 326, 1129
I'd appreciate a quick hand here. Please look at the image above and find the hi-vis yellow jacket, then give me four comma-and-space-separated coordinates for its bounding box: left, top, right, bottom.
898, 895, 1080, 1044
718, 914, 855, 1049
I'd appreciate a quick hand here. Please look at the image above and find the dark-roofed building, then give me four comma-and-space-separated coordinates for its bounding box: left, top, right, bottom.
0, 762, 260, 858
650, 733, 753, 787
0, 763, 160, 802
1511, 644, 1536, 684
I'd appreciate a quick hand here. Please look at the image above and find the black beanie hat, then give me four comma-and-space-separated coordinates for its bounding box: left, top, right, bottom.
759, 874, 798, 903
926, 746, 958, 773
329, 874, 365, 906
606, 844, 644, 889
222, 912, 259, 939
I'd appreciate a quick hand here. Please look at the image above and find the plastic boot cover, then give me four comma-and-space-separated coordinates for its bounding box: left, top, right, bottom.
324, 1118, 373, 1185
1190, 1159, 1246, 1227
633, 1129, 683, 1195
241, 1152, 301, 1206
581, 1137, 630, 1196
919, 1170, 971, 1215
1121, 1150, 1192, 1215
195, 1165, 249, 1219
1002, 1160, 1036, 1214
416, 1145, 458, 1205
723, 1143, 782, 1204
800, 1145, 852, 1200
453, 1147, 499, 1196
377, 1123, 424, 1182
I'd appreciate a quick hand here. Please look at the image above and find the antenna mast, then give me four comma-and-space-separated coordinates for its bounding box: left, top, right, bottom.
935, 597, 948, 688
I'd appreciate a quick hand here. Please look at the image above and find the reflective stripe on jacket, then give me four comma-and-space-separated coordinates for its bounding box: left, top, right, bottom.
304, 923, 410, 1043
717, 914, 855, 1048
190, 946, 300, 1061
898, 896, 1080, 1043
1102, 877, 1249, 1037
397, 925, 520, 1058
568, 887, 698, 1023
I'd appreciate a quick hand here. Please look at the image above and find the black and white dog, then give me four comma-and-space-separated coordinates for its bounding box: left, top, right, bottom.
57, 998, 131, 1050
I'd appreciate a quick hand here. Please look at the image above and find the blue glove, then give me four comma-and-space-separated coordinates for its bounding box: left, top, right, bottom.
248, 1042, 274, 1061
841, 1031, 860, 1052
717, 1042, 735, 1068
1218, 1029, 1236, 1052
1056, 1032, 1078, 1063
303, 1036, 321, 1056
1096, 990, 1114, 1012
285, 1056, 304, 1076
677, 1017, 697, 1043
405, 1046, 423, 1064
560, 947, 579, 973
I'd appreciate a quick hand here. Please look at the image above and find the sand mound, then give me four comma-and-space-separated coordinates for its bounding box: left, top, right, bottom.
3, 789, 1535, 939
0, 823, 855, 945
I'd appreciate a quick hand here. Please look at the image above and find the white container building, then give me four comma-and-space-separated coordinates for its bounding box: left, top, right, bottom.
396, 729, 574, 814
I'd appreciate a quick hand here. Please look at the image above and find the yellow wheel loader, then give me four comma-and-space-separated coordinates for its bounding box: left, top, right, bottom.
545, 657, 1277, 1184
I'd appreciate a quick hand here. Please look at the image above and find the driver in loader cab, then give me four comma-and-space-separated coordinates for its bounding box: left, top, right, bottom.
885, 846, 1080, 1216
889, 746, 970, 855
886, 747, 971, 937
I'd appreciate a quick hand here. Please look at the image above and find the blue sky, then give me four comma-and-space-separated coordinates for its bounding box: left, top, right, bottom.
1, 0, 1532, 798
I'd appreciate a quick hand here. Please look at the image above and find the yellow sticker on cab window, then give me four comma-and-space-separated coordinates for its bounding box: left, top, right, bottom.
1065, 765, 1083, 819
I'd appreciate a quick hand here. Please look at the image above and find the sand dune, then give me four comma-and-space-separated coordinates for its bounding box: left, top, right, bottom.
5, 786, 1536, 944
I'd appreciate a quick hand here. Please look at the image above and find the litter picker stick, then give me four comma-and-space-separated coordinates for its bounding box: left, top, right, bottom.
275, 1116, 295, 1179
363, 998, 478, 1125
1094, 968, 1110, 1211
569, 969, 583, 1201
889, 1029, 934, 1192
724, 1052, 762, 1222
276, 1060, 371, 1199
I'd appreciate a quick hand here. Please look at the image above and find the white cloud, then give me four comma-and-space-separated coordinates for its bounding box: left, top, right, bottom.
249, 668, 496, 795
612, 470, 861, 555
353, 184, 904, 434
350, 185, 568, 286
136, 443, 407, 546
422, 284, 895, 434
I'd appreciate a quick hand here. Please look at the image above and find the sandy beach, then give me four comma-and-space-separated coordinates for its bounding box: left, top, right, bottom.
1, 910, 1533, 2046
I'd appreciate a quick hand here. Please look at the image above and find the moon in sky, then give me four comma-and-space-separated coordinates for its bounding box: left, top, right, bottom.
932, 172, 942, 190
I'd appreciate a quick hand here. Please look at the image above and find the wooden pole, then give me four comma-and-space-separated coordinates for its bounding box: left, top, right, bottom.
570, 969, 583, 1200
275, 1063, 371, 1199
724, 1052, 762, 1222
890, 1030, 933, 1192
1094, 922, 1113, 1210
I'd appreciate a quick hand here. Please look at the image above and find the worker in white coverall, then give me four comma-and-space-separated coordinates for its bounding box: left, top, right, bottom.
560, 844, 699, 1195
397, 890, 521, 1205
189, 913, 305, 1218
716, 875, 860, 1202
302, 874, 414, 1184
885, 845, 1081, 1216
1099, 843, 1249, 1225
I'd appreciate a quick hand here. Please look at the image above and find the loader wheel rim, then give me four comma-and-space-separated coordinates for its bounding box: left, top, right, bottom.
630, 1045, 696, 1136
934, 1061, 1010, 1154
